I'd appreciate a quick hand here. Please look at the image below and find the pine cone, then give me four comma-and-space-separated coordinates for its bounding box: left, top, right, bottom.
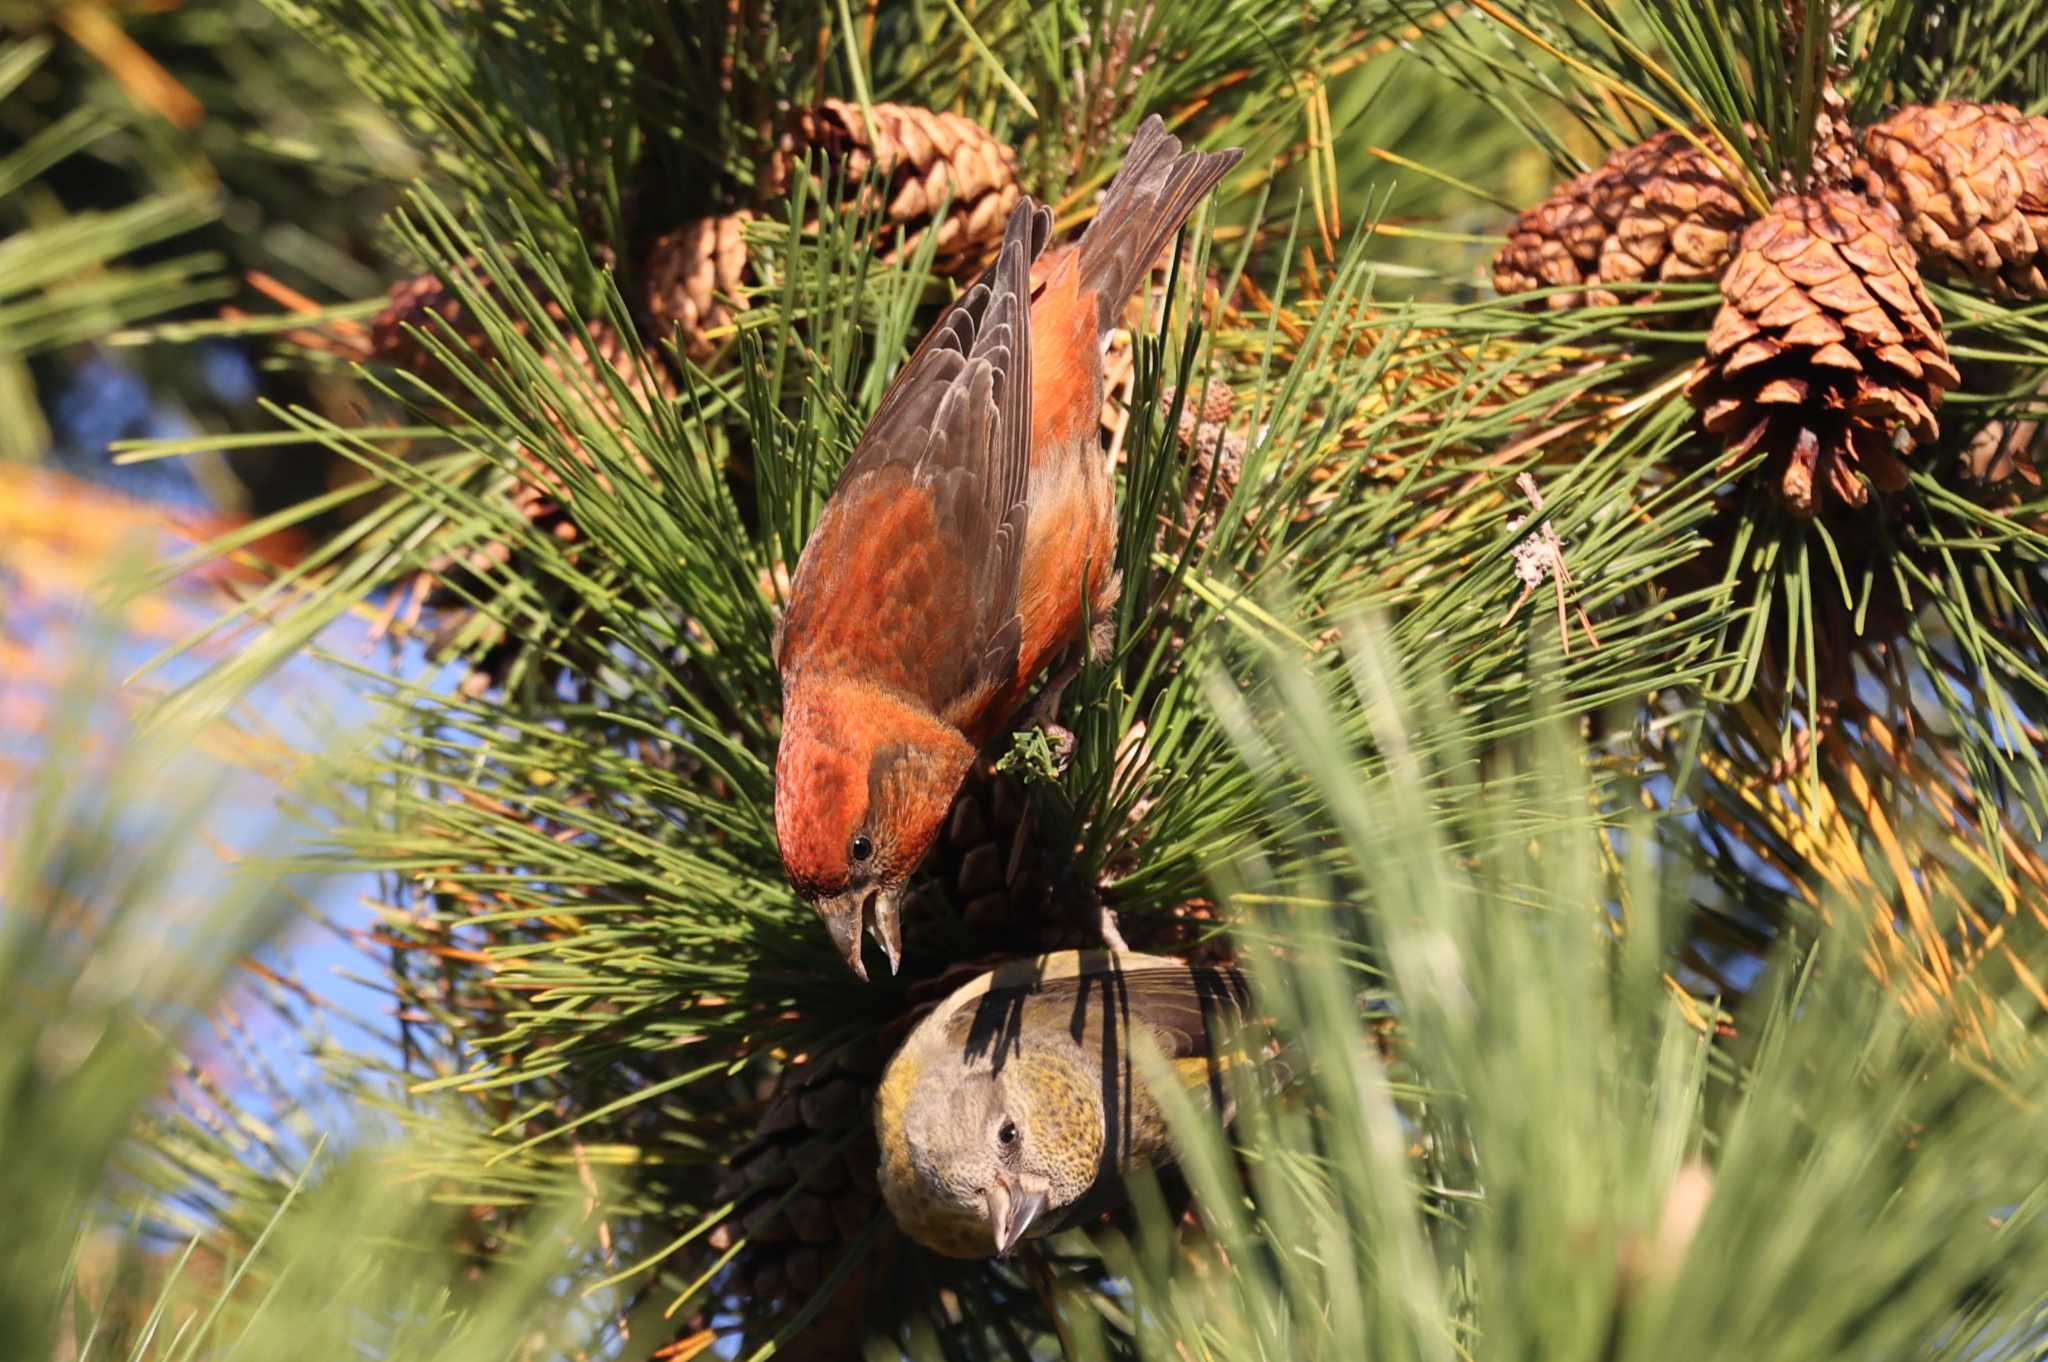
710, 1038, 886, 1315
1808, 83, 1863, 192
532, 318, 678, 481
642, 212, 753, 363
1685, 189, 1961, 517
371, 266, 561, 392
1960, 372, 2047, 486
369, 268, 674, 445
782, 99, 1020, 277
1862, 101, 2048, 299
1168, 377, 1238, 435
1495, 129, 1749, 310
929, 760, 1085, 951
1159, 380, 1245, 547
922, 749, 1228, 964
371, 271, 452, 368
380, 285, 674, 696
1058, 10, 1161, 179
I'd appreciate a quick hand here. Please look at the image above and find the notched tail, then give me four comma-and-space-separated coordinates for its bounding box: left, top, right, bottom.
1074, 114, 1243, 330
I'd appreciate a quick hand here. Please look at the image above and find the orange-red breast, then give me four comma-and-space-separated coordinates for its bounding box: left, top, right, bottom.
774, 117, 1242, 978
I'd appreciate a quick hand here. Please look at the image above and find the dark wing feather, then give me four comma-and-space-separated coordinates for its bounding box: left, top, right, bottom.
1074, 115, 1242, 331
946, 963, 1254, 1071
776, 199, 1051, 717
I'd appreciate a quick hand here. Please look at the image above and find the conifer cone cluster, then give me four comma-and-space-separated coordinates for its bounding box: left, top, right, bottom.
1862, 101, 2048, 300
1493, 128, 1749, 311
779, 98, 1021, 278
1500, 96, 2048, 513
640, 211, 754, 362
1685, 188, 1959, 517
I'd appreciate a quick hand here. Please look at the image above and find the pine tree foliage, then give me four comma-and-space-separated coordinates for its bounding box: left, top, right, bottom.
61, 0, 2048, 1359
14, 627, 2048, 1362
1399, 0, 2048, 1012
0, 34, 218, 457
1078, 629, 2048, 1362
0, 658, 648, 1361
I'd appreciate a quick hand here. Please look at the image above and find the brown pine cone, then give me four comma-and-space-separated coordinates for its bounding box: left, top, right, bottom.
703, 1036, 895, 1362
781, 99, 1020, 278
922, 747, 1228, 964
370, 265, 561, 393
1495, 129, 1749, 311
918, 753, 1145, 957
1057, 9, 1162, 179
1862, 101, 2048, 299
1808, 83, 1863, 192
931, 759, 1072, 949
642, 212, 753, 363
1685, 188, 1961, 517
710, 1038, 885, 1308
1960, 372, 2047, 486
371, 270, 455, 370
1159, 380, 1245, 547
1168, 377, 1237, 433
369, 266, 672, 447
532, 318, 677, 471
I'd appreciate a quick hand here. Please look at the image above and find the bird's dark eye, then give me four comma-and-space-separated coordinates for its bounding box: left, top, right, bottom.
850, 834, 874, 863
997, 1120, 1017, 1146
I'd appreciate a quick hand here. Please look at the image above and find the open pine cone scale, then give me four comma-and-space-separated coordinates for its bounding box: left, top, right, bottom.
1688, 189, 1959, 516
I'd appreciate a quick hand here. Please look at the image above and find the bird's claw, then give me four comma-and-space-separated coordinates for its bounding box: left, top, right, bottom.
1037, 722, 1076, 774
1097, 903, 1131, 954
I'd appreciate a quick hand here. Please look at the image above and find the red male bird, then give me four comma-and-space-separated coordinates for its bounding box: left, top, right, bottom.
774, 117, 1241, 978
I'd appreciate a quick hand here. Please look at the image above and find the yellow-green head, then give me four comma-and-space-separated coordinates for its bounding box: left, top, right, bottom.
874, 949, 1259, 1259
877, 1031, 1105, 1258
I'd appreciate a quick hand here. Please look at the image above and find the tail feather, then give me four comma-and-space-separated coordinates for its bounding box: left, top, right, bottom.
1074, 115, 1242, 330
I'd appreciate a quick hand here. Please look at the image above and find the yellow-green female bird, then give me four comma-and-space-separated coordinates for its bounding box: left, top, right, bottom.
875, 950, 1259, 1258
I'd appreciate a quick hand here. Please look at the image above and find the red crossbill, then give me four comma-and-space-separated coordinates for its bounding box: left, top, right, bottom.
874, 949, 1259, 1258
774, 117, 1242, 978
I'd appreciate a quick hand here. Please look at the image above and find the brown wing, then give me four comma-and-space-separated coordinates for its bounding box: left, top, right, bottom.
944, 960, 1253, 1073
776, 199, 1052, 721
1072, 115, 1242, 332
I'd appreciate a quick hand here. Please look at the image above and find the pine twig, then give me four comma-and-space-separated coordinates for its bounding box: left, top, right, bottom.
1500, 471, 1600, 656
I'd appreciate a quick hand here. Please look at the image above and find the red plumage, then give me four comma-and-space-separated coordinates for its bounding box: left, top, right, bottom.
775, 116, 1241, 978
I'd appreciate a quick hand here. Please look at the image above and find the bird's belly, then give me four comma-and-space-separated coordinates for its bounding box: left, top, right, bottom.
1015, 451, 1115, 685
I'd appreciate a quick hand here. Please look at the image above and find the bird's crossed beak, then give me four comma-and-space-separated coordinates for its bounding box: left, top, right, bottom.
986, 1175, 1050, 1259
815, 885, 903, 981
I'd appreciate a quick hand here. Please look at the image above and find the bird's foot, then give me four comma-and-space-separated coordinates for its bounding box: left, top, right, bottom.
1021, 654, 1082, 734
1097, 902, 1131, 954
1037, 722, 1076, 774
